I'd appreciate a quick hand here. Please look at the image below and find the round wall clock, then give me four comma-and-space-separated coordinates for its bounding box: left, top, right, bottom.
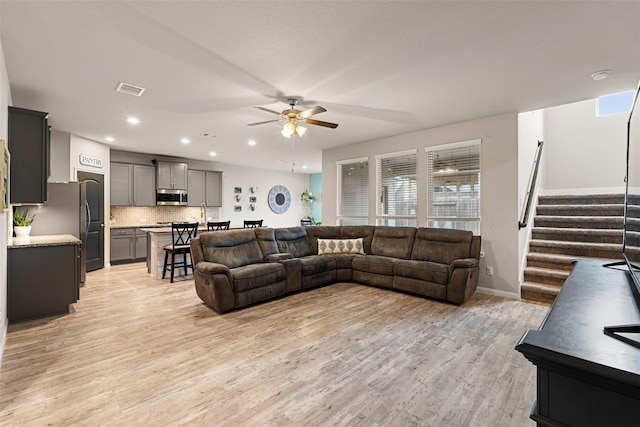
268, 185, 291, 214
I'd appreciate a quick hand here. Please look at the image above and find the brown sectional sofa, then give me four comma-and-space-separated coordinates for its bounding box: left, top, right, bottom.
190, 225, 481, 314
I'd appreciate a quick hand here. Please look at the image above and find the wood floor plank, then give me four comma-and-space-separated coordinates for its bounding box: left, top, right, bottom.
0, 262, 547, 426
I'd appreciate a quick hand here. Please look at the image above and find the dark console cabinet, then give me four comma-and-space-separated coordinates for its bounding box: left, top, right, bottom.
8, 106, 50, 204
516, 260, 640, 426
8, 241, 79, 323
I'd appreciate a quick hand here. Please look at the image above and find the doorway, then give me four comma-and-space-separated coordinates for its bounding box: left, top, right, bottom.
77, 171, 104, 272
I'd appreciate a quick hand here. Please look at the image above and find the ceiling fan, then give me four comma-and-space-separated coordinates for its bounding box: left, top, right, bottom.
247, 98, 338, 138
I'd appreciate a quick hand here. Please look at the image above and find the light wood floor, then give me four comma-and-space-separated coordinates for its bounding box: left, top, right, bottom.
0, 263, 548, 426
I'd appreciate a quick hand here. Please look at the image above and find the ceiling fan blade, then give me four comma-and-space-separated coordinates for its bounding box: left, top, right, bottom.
298, 106, 327, 119
247, 119, 280, 127
304, 118, 339, 129
254, 106, 282, 116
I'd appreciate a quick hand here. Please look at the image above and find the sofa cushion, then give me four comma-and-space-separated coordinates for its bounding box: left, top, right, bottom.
231, 263, 286, 292
394, 259, 449, 285
199, 229, 264, 268
274, 227, 312, 258
370, 226, 416, 259
340, 225, 375, 254
305, 226, 341, 253
411, 228, 473, 264
254, 227, 279, 256
352, 255, 397, 276
299, 255, 337, 276
317, 238, 365, 255
333, 253, 359, 270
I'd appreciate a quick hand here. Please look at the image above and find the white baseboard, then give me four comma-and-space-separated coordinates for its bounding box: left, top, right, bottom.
0, 320, 6, 370
476, 286, 520, 300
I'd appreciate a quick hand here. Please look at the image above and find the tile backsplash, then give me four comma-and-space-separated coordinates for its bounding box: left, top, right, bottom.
110, 206, 221, 226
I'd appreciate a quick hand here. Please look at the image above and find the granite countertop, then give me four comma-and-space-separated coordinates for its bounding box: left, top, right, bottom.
8, 234, 81, 249
111, 223, 205, 229
141, 225, 208, 234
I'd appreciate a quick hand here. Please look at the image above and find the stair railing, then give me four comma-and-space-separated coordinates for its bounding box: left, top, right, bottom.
519, 140, 544, 230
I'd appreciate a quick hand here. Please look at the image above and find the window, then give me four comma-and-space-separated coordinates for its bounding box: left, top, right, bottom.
337, 158, 369, 225
597, 90, 635, 117
426, 140, 481, 234
376, 150, 417, 227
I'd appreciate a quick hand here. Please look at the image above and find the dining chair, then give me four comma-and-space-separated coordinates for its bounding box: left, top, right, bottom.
162, 222, 199, 283
207, 220, 231, 231
243, 219, 263, 228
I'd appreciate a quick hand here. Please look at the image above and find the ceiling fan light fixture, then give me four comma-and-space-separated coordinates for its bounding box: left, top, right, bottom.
296, 125, 307, 137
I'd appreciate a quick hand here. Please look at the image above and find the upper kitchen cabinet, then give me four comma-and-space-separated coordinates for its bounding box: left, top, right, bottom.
155, 160, 187, 190
110, 163, 155, 206
110, 163, 132, 206
205, 171, 222, 207
8, 106, 50, 204
132, 165, 155, 206
187, 169, 205, 207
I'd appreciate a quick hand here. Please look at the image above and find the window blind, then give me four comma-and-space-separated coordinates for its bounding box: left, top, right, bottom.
426, 141, 481, 234
375, 150, 417, 227
337, 158, 369, 225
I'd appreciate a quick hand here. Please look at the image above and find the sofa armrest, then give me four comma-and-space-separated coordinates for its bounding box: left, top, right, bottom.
193, 261, 235, 314
447, 258, 480, 304
450, 258, 478, 269
265, 253, 294, 262
279, 258, 302, 293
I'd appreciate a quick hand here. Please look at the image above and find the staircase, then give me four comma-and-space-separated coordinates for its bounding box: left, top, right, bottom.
521, 194, 625, 305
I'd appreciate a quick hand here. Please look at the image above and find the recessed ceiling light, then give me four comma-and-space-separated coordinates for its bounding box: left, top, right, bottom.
180, 138, 190, 144
127, 117, 140, 124
591, 70, 611, 81
209, 151, 217, 157
248, 140, 256, 146
105, 136, 114, 142
302, 165, 308, 169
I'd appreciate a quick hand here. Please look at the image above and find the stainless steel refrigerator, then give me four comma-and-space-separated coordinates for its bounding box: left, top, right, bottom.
29, 182, 88, 285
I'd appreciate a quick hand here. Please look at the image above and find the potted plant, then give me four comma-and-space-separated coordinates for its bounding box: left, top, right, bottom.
300, 189, 316, 204
13, 208, 36, 237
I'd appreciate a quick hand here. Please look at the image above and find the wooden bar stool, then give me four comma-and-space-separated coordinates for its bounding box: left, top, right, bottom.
207, 220, 231, 231
162, 222, 198, 283
243, 219, 263, 228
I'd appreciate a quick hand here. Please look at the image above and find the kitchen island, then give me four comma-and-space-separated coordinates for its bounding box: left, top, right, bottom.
142, 225, 207, 280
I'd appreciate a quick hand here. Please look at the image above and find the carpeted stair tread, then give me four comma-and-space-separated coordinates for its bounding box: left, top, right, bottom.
531, 227, 622, 244
521, 282, 558, 305
526, 253, 621, 270
523, 267, 569, 286
534, 216, 623, 229
538, 194, 625, 205
536, 204, 623, 217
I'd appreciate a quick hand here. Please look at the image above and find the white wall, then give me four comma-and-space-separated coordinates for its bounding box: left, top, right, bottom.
0, 36, 12, 368
109, 150, 309, 229
323, 112, 520, 298
517, 110, 545, 288
544, 98, 627, 194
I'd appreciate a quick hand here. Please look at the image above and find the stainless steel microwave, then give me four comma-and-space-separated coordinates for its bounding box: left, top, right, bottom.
156, 189, 188, 206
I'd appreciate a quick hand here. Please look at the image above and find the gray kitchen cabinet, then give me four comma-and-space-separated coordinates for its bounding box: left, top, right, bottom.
135, 229, 147, 259
133, 164, 155, 206
156, 161, 188, 190
8, 106, 50, 204
111, 228, 134, 262
110, 163, 133, 206
111, 227, 147, 263
187, 170, 205, 207
205, 171, 222, 207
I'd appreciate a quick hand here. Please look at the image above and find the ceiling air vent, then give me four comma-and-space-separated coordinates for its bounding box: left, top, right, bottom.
115, 82, 146, 97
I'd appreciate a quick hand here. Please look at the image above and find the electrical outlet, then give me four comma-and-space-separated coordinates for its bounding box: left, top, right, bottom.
486, 266, 494, 276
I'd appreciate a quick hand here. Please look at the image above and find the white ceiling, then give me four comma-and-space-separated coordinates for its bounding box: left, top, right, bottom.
1, 1, 639, 174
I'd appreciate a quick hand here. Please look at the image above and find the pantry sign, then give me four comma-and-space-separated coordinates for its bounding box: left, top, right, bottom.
79, 153, 103, 168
